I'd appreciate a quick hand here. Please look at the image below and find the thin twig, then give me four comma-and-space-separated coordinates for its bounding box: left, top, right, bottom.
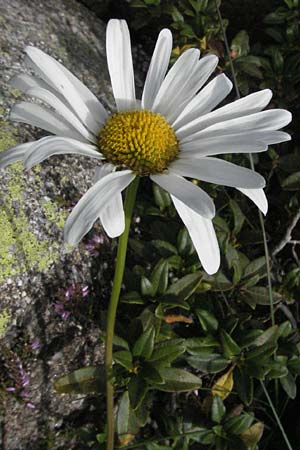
272, 209, 300, 257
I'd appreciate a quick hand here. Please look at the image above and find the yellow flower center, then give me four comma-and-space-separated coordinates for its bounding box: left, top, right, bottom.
98, 110, 179, 176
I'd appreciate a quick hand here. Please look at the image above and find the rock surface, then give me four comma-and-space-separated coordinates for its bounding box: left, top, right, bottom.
0, 0, 144, 448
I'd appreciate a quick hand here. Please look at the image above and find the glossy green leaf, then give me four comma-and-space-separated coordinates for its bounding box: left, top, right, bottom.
280, 371, 297, 399
121, 291, 144, 305
151, 240, 178, 257
281, 171, 300, 190
133, 325, 156, 360
163, 272, 202, 303
117, 391, 130, 436
220, 329, 241, 359
54, 366, 105, 394
148, 338, 186, 367
150, 259, 169, 295
155, 367, 202, 392
141, 276, 155, 297
229, 199, 245, 234
196, 308, 219, 333
224, 413, 254, 435
251, 325, 279, 347
152, 183, 171, 208
211, 395, 226, 423
113, 350, 133, 371
128, 375, 148, 410
177, 227, 194, 256
234, 366, 253, 406
187, 353, 229, 373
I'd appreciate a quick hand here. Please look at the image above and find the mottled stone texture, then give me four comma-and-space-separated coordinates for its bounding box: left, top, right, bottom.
0, 0, 120, 448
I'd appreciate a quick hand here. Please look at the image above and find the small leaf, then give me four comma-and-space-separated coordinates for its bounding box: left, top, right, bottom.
114, 350, 133, 371
152, 183, 171, 208
251, 325, 279, 347
231, 30, 250, 57
187, 353, 229, 373
212, 369, 234, 400
243, 257, 266, 279
150, 259, 169, 295
163, 272, 202, 302
177, 227, 194, 256
224, 413, 254, 435
240, 422, 264, 447
196, 309, 219, 333
141, 276, 155, 297
54, 366, 105, 394
117, 391, 130, 436
155, 367, 202, 392
128, 375, 148, 410
234, 367, 253, 406
121, 291, 144, 305
229, 199, 245, 234
133, 325, 156, 360
280, 372, 297, 399
151, 240, 178, 257
242, 286, 282, 308
186, 336, 219, 353
220, 329, 241, 359
149, 338, 186, 367
282, 171, 300, 190
245, 342, 277, 363
211, 395, 226, 423
141, 364, 164, 384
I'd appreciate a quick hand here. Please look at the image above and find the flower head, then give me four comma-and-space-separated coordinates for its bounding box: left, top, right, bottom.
0, 19, 292, 274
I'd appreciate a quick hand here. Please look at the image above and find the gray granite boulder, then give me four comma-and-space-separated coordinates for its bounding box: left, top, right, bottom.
0, 0, 144, 448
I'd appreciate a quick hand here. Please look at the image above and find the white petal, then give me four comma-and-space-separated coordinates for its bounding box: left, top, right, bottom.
180, 130, 291, 157
26, 87, 96, 143
64, 170, 135, 245
24, 136, 103, 169
11, 73, 59, 96
141, 29, 172, 110
164, 55, 219, 124
10, 102, 85, 141
151, 49, 200, 117
170, 158, 266, 189
173, 74, 232, 130
106, 19, 136, 111
94, 164, 125, 238
176, 89, 274, 139
180, 135, 267, 156
151, 172, 215, 219
25, 46, 106, 134
0, 142, 33, 168
172, 195, 220, 274
238, 187, 268, 215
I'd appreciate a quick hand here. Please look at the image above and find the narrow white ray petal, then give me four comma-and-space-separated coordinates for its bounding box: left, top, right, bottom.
180, 136, 267, 157
94, 164, 125, 238
170, 158, 266, 189
11, 73, 58, 96
10, 102, 87, 141
106, 19, 136, 111
141, 29, 172, 110
176, 89, 274, 139
180, 130, 291, 156
151, 172, 215, 219
24, 136, 103, 169
0, 142, 34, 168
238, 187, 268, 215
26, 87, 96, 143
25, 46, 106, 134
166, 55, 219, 124
64, 170, 135, 246
152, 49, 200, 116
172, 195, 220, 274
173, 74, 232, 130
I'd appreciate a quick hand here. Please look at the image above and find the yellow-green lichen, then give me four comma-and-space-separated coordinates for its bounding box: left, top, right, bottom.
42, 200, 67, 229
0, 121, 62, 282
0, 309, 11, 338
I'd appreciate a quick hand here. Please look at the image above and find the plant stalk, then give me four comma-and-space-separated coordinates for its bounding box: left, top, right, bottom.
105, 177, 139, 450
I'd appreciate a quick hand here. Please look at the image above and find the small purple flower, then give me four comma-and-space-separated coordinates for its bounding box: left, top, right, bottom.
6, 386, 16, 392
82, 285, 89, 297
31, 339, 40, 350
26, 402, 35, 409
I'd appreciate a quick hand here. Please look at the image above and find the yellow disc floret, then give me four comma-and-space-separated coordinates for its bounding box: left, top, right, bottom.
98, 110, 179, 176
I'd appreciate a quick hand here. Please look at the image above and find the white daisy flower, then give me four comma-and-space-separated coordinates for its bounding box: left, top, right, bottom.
0, 19, 292, 275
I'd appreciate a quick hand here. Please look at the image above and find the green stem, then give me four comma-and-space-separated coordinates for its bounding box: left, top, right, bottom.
105, 177, 140, 450
260, 381, 294, 450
